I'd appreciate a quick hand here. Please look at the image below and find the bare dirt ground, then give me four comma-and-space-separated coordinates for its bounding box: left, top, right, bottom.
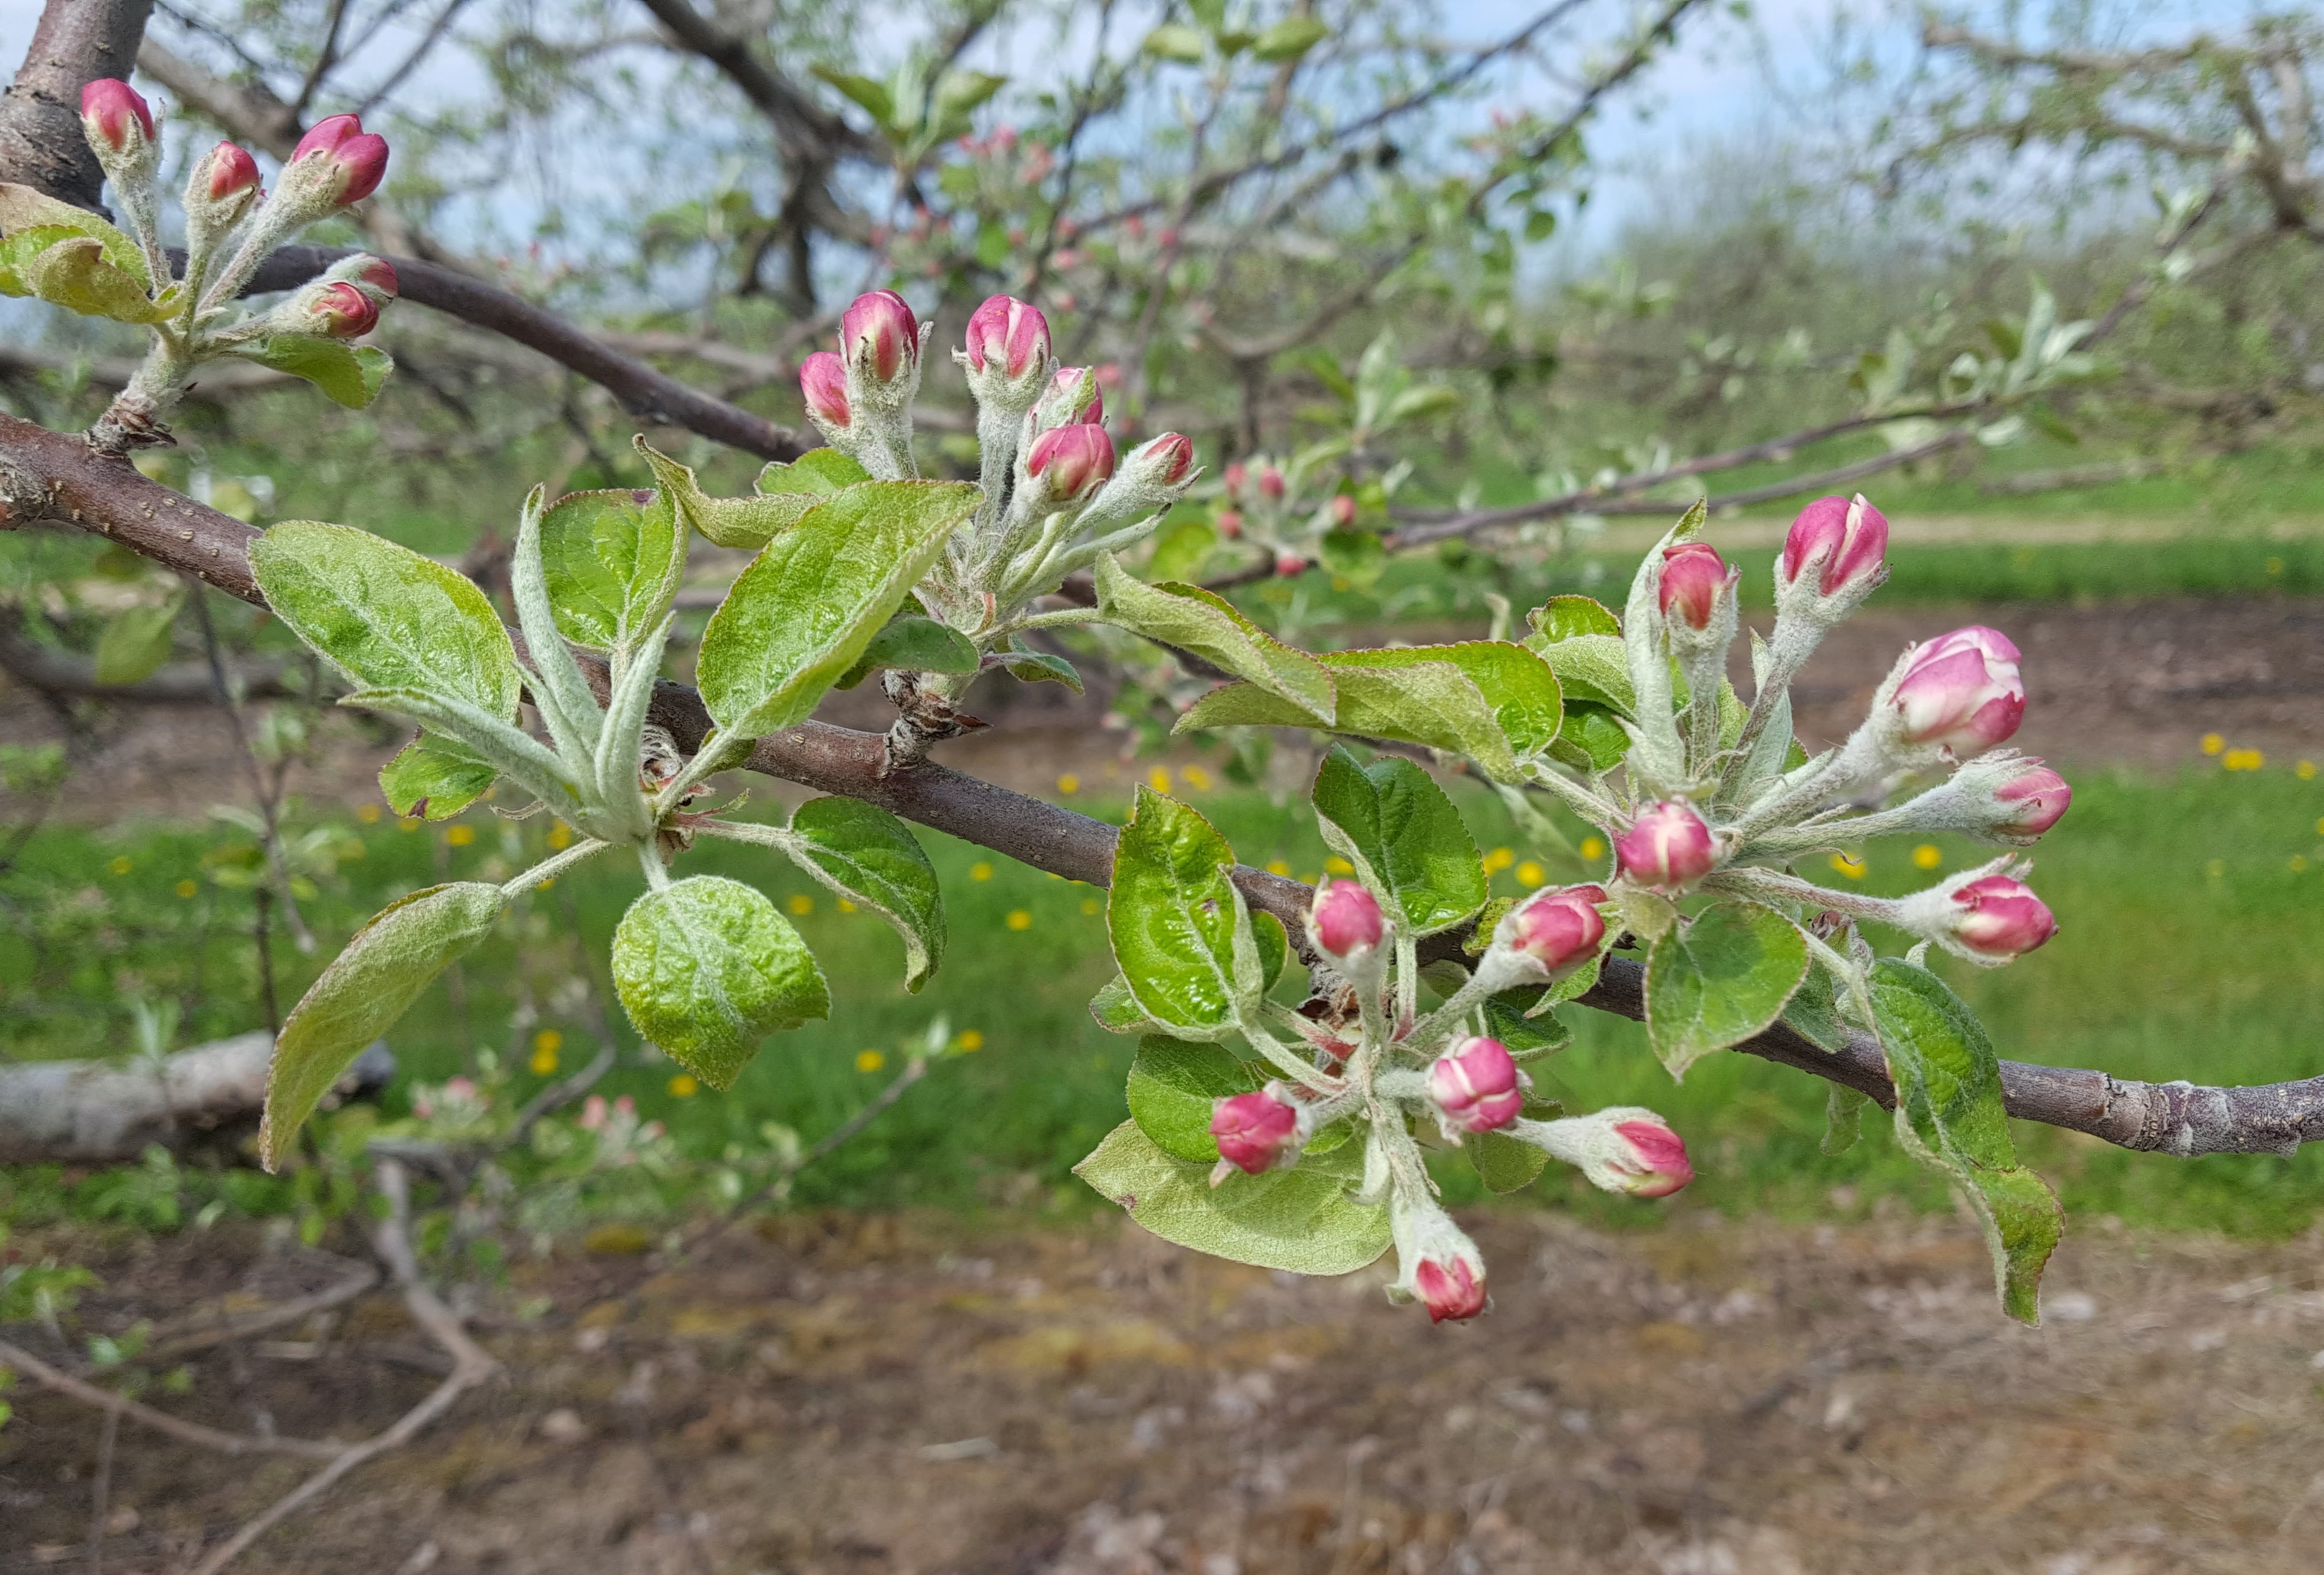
6, 596, 2322, 825
6, 1209, 2324, 1574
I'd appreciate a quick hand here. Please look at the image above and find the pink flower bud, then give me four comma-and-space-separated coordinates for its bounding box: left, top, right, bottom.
353, 256, 398, 299
1947, 874, 2057, 959
1893, 626, 2025, 755
1274, 551, 1306, 578
577, 1094, 609, 1130
1606, 1117, 1694, 1197
1258, 466, 1285, 501
1044, 365, 1104, 426
302, 280, 379, 338
1992, 762, 2071, 838
1505, 884, 1607, 977
1413, 1252, 1487, 1323
1308, 878, 1383, 963
1215, 508, 1243, 539
1781, 493, 1889, 598
1329, 494, 1357, 527
1128, 432, 1194, 487
80, 79, 154, 154
290, 113, 390, 206
1430, 1036, 1525, 1134
1025, 422, 1116, 501
841, 289, 918, 383
1615, 802, 1717, 888
799, 350, 850, 429
201, 141, 260, 202
1657, 541, 1730, 631
1211, 1088, 1299, 1175
1223, 462, 1248, 499
963, 293, 1049, 379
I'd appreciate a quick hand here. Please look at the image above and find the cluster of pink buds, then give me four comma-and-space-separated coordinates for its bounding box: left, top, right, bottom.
797, 289, 931, 477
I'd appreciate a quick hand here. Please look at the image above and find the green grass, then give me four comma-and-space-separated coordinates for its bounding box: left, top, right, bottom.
5, 763, 2322, 1234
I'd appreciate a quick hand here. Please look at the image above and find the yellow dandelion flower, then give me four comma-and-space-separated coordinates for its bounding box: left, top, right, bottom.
956, 1030, 985, 1053
1056, 773, 1080, 795
2267, 556, 2285, 575
1830, 852, 1867, 879
1081, 897, 1100, 915
1148, 765, 1172, 793
855, 1049, 886, 1073
530, 1045, 559, 1076
668, 1074, 699, 1097
838, 898, 857, 913
547, 821, 574, 850
787, 893, 815, 916
1181, 765, 1212, 792
2206, 858, 2227, 878
539, 877, 557, 891
174, 878, 199, 899
2293, 855, 2311, 874
355, 802, 382, 825
445, 823, 477, 847
2224, 748, 2266, 772
1516, 861, 1546, 887
108, 856, 132, 875
2299, 760, 2318, 780
2201, 733, 2225, 756
970, 861, 994, 881
1265, 859, 1291, 876
1579, 836, 1606, 862
1912, 845, 1943, 871
1006, 909, 1033, 931
398, 816, 422, 832
1323, 855, 1355, 876
534, 1028, 563, 1055
1483, 846, 1515, 873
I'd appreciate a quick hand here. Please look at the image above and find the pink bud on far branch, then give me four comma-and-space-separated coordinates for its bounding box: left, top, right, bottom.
1657, 541, 1730, 631
1215, 508, 1243, 539
298, 281, 379, 338
799, 351, 851, 429
1992, 762, 2072, 839
290, 113, 390, 206
841, 289, 918, 385
1274, 551, 1306, 578
963, 293, 1048, 379
1259, 466, 1285, 501
1430, 1037, 1525, 1134
1127, 432, 1194, 487
1329, 494, 1357, 527
1505, 884, 1608, 977
1413, 1252, 1487, 1323
80, 78, 154, 155
1308, 878, 1384, 964
1025, 422, 1116, 501
1946, 874, 2057, 960
201, 141, 260, 202
1615, 802, 1717, 888
1892, 625, 2025, 755
1781, 492, 1889, 600
1223, 462, 1248, 498
1044, 365, 1103, 426
354, 256, 398, 299
1211, 1087, 1299, 1176
1606, 1116, 1694, 1197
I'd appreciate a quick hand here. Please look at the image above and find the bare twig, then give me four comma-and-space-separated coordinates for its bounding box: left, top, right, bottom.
0, 1338, 348, 1460
689, 1053, 932, 1248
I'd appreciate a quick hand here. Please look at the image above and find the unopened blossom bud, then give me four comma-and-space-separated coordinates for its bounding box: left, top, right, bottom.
1413, 1250, 1487, 1323
1329, 494, 1357, 527
1216, 508, 1243, 539
1308, 878, 1384, 964
1275, 551, 1306, 578
287, 113, 390, 207
280, 280, 379, 339
1945, 873, 2057, 959
841, 289, 919, 386
1223, 462, 1248, 499
1126, 432, 1195, 488
1036, 365, 1103, 430
1211, 1087, 1299, 1176
1430, 1037, 1525, 1134
1529, 1108, 1694, 1197
1024, 422, 1115, 501
962, 293, 1049, 382
799, 351, 850, 431
1616, 802, 1717, 888
1259, 466, 1285, 501
183, 141, 262, 257
80, 79, 154, 159
1990, 762, 2071, 839
1658, 541, 1730, 632
1502, 884, 1608, 978
1781, 493, 1889, 604
322, 253, 398, 307
1891, 626, 2025, 755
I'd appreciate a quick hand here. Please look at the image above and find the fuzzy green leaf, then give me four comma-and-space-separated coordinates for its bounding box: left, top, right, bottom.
1310, 745, 1485, 937
755, 448, 870, 496
19, 235, 171, 323
640, 439, 816, 550
1527, 594, 1621, 642
0, 184, 148, 285
91, 596, 181, 686
785, 796, 944, 990
610, 875, 830, 1088
378, 733, 497, 820
1180, 655, 1530, 780
233, 337, 393, 408
1095, 554, 1334, 722
534, 486, 685, 653
1644, 898, 1810, 1079
1108, 787, 1244, 1036
836, 615, 978, 688
1126, 1037, 1261, 1163
1075, 1121, 1391, 1275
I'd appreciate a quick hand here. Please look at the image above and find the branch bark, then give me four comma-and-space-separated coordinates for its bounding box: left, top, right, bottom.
0, 0, 153, 211
4, 408, 2314, 1160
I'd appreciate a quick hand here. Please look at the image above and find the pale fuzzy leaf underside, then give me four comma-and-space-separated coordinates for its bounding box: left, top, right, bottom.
1075, 1120, 1391, 1276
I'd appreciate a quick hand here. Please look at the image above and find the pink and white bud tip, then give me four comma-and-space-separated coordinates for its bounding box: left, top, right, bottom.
1430, 1037, 1525, 1134
1993, 762, 2071, 839
799, 351, 850, 429
1026, 422, 1116, 501
310, 282, 379, 338
1657, 541, 1730, 631
1947, 874, 2057, 959
1505, 884, 1607, 977
1307, 878, 1383, 963
1615, 802, 1717, 889
1781, 493, 1889, 599
841, 289, 918, 383
1210, 1087, 1298, 1177
290, 113, 391, 206
201, 141, 261, 201
962, 293, 1049, 379
1893, 625, 2025, 755
1129, 432, 1195, 487
80, 79, 154, 154
1605, 1116, 1694, 1197
1413, 1253, 1487, 1323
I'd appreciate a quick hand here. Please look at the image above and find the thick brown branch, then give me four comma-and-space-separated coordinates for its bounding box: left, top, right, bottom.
5, 410, 2317, 1159
0, 0, 153, 210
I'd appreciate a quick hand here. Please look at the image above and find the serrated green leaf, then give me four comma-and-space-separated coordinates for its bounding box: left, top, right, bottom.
1143, 23, 1209, 61
785, 796, 944, 990
696, 481, 976, 739
756, 448, 871, 495
1179, 650, 1541, 782
1523, 631, 1633, 713
1146, 518, 1216, 583
262, 882, 504, 1169
1108, 787, 1243, 1036
610, 875, 830, 1088
1126, 1037, 1261, 1163
534, 486, 685, 653
1644, 899, 1810, 1079
252, 521, 520, 720
1470, 1104, 1563, 1193
379, 733, 496, 820
639, 439, 811, 551
233, 337, 393, 408
1000, 637, 1082, 692
1251, 908, 1290, 994
0, 184, 148, 286
1483, 991, 1573, 1057
1095, 554, 1334, 722
1784, 966, 1853, 1051
92, 594, 181, 686
1075, 1120, 1390, 1275
1250, 15, 1329, 60
21, 235, 170, 323
1310, 745, 1485, 937
0, 224, 87, 295
836, 614, 978, 689
1548, 702, 1632, 773
1090, 973, 1160, 1035
1869, 959, 2063, 1325
1317, 527, 1386, 588
1527, 594, 1621, 641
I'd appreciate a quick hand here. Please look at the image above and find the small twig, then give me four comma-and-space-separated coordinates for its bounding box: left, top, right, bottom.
0, 1339, 346, 1460
85, 1406, 117, 1575
186, 578, 317, 956
686, 1054, 932, 1250
138, 1259, 380, 1366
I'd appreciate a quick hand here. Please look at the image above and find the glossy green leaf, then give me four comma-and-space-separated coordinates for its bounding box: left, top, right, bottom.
252, 521, 520, 720
261, 882, 504, 1169
1126, 1037, 1261, 1163
1310, 745, 1485, 937
755, 448, 870, 495
1548, 702, 1633, 773
610, 875, 830, 1088
1870, 959, 2064, 1325
379, 733, 497, 820
534, 486, 685, 653
785, 796, 944, 990
1000, 638, 1082, 692
640, 439, 814, 550
1089, 974, 1160, 1035
1108, 787, 1243, 1036
1784, 966, 1853, 1052
835, 615, 978, 688
1483, 991, 1573, 1058
1075, 1121, 1391, 1275
1180, 656, 1525, 780
1528, 595, 1621, 642
92, 595, 181, 686
1251, 909, 1290, 994
1095, 554, 1334, 722
696, 481, 976, 739
1644, 899, 1810, 1079
233, 337, 393, 408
